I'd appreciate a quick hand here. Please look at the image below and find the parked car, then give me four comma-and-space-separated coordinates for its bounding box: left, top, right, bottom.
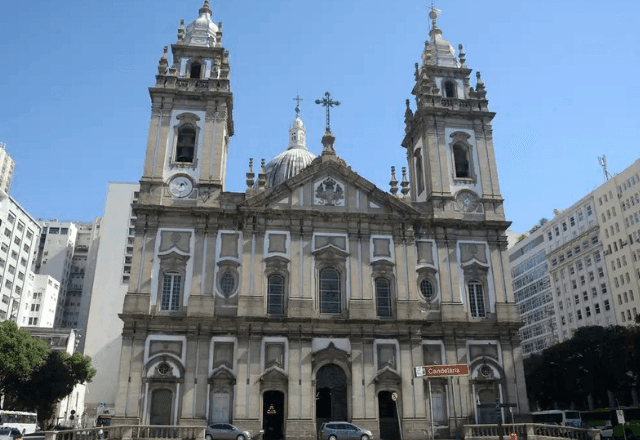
600, 421, 614, 440
0, 428, 23, 440
318, 422, 372, 440
205, 423, 255, 440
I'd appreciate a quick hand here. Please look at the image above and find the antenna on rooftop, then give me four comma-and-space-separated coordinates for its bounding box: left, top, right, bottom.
598, 155, 613, 181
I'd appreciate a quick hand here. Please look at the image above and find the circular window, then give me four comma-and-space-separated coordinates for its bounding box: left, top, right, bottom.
419, 279, 435, 301
220, 272, 236, 296
480, 364, 493, 379
157, 362, 171, 376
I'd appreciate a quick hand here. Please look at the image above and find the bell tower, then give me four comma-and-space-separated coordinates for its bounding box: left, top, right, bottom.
403, 7, 505, 222
140, 0, 233, 204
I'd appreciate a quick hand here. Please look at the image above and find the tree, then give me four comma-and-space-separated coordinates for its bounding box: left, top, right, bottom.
5, 351, 96, 428
525, 325, 639, 410
0, 321, 49, 396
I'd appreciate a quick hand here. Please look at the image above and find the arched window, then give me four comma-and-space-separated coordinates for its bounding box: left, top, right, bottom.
319, 267, 341, 314
453, 144, 470, 178
267, 274, 285, 315
176, 125, 196, 163
189, 62, 202, 79
375, 277, 392, 317
161, 272, 181, 311
415, 150, 425, 195
468, 281, 486, 318
444, 80, 456, 98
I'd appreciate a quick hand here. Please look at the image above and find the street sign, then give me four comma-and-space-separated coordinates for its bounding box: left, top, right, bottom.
617, 410, 625, 424
414, 364, 469, 377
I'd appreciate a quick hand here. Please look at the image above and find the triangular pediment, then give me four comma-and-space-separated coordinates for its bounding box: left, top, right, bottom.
260, 366, 288, 382
240, 157, 420, 218
374, 365, 402, 384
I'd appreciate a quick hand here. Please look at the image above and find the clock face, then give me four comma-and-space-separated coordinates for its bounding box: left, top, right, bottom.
169, 176, 193, 198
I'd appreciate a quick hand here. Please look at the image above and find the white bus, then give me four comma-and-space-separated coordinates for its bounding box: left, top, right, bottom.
0, 410, 38, 434
531, 410, 582, 427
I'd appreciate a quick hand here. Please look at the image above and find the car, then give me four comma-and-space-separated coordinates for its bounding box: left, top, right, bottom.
318, 422, 373, 440
0, 428, 23, 440
205, 423, 254, 440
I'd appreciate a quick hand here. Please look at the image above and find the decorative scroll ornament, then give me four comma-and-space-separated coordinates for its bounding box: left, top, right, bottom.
314, 177, 344, 206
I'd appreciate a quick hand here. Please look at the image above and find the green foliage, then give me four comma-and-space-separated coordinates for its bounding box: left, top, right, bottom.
524, 325, 640, 410
0, 321, 49, 394
5, 351, 96, 426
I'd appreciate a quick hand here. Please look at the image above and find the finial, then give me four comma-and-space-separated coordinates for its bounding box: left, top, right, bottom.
257, 159, 267, 189
404, 99, 413, 133
414, 62, 420, 81
293, 93, 303, 116
246, 158, 255, 189
157, 46, 169, 75
475, 71, 486, 98
315, 91, 340, 133
458, 44, 466, 66
401, 167, 410, 198
177, 19, 185, 41
390, 166, 398, 196
199, 0, 212, 15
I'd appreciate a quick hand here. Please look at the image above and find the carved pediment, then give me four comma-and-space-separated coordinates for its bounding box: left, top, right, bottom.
260, 365, 288, 383
210, 364, 236, 383
239, 159, 420, 219
374, 365, 402, 385
312, 245, 349, 260
312, 341, 351, 365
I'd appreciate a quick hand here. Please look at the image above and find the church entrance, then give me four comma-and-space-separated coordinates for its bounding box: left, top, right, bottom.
149, 388, 172, 425
263, 391, 284, 440
316, 364, 348, 428
378, 391, 400, 440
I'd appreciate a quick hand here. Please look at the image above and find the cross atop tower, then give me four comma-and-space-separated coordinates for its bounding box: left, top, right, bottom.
315, 91, 340, 133
293, 94, 303, 116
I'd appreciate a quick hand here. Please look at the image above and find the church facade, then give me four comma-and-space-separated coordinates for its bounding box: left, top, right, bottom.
113, 2, 529, 439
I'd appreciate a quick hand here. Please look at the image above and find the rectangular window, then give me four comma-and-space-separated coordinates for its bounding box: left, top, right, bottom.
4, 228, 11, 238
7, 213, 15, 224
570, 217, 575, 226
13, 236, 20, 246
468, 282, 486, 318
586, 307, 591, 317
575, 294, 580, 304
161, 272, 181, 311
569, 266, 575, 275
587, 205, 593, 216
49, 227, 59, 234
602, 284, 608, 294
583, 291, 588, 301
592, 287, 597, 297
577, 310, 583, 320
595, 303, 601, 314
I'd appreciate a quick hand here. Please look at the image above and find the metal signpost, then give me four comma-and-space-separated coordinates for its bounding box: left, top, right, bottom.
414, 364, 469, 440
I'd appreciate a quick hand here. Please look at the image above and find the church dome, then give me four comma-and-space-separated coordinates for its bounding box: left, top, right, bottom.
184, 0, 218, 47
264, 110, 316, 188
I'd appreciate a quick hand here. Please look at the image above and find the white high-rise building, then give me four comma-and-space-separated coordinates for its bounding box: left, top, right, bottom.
0, 143, 16, 196
83, 182, 139, 419
35, 220, 100, 331
508, 159, 640, 356
0, 196, 41, 322
17, 273, 60, 328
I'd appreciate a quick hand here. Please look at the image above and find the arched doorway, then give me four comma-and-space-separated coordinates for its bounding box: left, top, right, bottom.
263, 391, 285, 440
149, 389, 172, 425
378, 391, 400, 440
316, 364, 348, 427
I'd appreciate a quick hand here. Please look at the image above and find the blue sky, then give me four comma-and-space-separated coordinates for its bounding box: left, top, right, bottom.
1, 0, 639, 233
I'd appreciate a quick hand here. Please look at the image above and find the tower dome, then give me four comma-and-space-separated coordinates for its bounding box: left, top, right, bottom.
264, 104, 316, 188
184, 0, 219, 47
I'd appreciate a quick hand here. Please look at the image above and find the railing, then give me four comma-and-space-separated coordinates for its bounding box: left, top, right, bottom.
464, 423, 601, 440
45, 425, 205, 440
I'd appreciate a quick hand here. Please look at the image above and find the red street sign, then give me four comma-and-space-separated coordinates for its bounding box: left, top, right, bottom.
415, 364, 469, 377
